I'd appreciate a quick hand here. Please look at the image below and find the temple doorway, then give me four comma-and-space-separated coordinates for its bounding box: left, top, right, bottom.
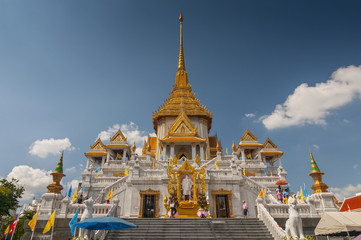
142, 195, 155, 218
138, 189, 160, 218
216, 195, 229, 218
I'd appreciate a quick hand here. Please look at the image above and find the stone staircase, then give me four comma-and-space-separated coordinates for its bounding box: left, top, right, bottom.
106, 218, 274, 239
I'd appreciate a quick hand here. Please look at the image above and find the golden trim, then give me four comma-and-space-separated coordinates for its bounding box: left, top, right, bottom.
84, 152, 107, 156
110, 129, 127, 143
176, 160, 197, 202
161, 137, 206, 142
240, 129, 258, 141
90, 138, 106, 150
211, 188, 234, 218
105, 144, 130, 149
177, 148, 190, 159
167, 111, 199, 137
138, 189, 160, 218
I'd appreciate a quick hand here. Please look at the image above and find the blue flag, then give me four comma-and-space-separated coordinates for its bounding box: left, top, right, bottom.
264, 168, 267, 176
81, 185, 85, 193
95, 167, 100, 173
199, 160, 201, 167
68, 185, 72, 198
161, 155, 163, 160
303, 184, 308, 198
69, 208, 79, 236
286, 184, 290, 193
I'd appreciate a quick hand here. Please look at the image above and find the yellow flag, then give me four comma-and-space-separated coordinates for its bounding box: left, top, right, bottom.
72, 188, 77, 202
243, 168, 246, 176
215, 160, 218, 169
43, 210, 55, 234
246, 153, 251, 159
300, 187, 306, 202
125, 168, 129, 175
153, 160, 155, 169
4, 225, 10, 235
226, 148, 228, 155
206, 153, 208, 160
259, 188, 265, 198
117, 153, 122, 160
106, 188, 113, 200
28, 212, 38, 231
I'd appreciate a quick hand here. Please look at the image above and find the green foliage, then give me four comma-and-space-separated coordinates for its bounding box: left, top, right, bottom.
0, 178, 25, 217
0, 210, 35, 239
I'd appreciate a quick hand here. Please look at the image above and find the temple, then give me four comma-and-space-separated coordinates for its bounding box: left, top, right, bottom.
32, 13, 340, 240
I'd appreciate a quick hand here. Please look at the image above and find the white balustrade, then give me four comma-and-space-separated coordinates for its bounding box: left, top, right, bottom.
207, 169, 232, 177
250, 176, 280, 183
142, 169, 164, 177
258, 203, 286, 240
67, 204, 113, 217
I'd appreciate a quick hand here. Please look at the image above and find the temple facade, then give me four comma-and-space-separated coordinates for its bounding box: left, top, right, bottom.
33, 13, 340, 240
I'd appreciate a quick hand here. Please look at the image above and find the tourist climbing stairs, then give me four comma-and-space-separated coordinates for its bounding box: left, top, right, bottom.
105, 218, 274, 239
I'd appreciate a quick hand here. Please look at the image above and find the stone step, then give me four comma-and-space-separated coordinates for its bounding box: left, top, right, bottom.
105, 218, 273, 240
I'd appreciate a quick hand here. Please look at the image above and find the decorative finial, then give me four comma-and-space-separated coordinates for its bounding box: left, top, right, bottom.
179, 11, 183, 22
47, 152, 66, 194
132, 141, 136, 153
232, 141, 237, 152
216, 141, 221, 153
178, 11, 185, 72
308, 150, 329, 193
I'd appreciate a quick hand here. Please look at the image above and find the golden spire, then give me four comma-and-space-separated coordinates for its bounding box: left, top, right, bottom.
308, 150, 329, 193
232, 141, 237, 152
175, 11, 189, 87
132, 141, 136, 153
47, 152, 66, 194
178, 11, 185, 71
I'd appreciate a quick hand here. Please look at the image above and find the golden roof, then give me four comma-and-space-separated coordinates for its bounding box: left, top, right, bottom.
152, 13, 212, 132
241, 129, 258, 142
161, 136, 206, 143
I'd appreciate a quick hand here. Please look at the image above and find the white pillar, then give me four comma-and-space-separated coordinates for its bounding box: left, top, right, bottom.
257, 151, 262, 161
86, 159, 90, 168
241, 150, 246, 162
200, 144, 205, 160
170, 144, 175, 159
123, 149, 127, 161
101, 156, 105, 167
192, 143, 196, 160
162, 145, 166, 161
106, 152, 110, 165
278, 158, 282, 167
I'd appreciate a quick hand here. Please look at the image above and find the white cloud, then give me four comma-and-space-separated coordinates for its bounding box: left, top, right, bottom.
97, 122, 154, 155
65, 166, 76, 172
313, 144, 319, 149
353, 164, 358, 169
29, 138, 75, 158
66, 179, 81, 192
343, 119, 350, 123
262, 65, 361, 130
330, 183, 361, 201
245, 113, 256, 118
7, 165, 52, 202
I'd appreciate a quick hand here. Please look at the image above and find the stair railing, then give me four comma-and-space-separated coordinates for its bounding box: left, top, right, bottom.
257, 202, 286, 240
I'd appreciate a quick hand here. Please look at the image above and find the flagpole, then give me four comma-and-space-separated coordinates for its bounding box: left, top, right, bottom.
30, 206, 40, 240
50, 209, 56, 240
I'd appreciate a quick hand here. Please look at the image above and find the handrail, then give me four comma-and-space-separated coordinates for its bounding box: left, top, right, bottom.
258, 203, 286, 240
244, 177, 278, 203
202, 157, 217, 170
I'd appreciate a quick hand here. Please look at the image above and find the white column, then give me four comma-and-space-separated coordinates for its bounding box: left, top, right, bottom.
170, 144, 175, 159
241, 150, 246, 162
162, 145, 166, 161
123, 149, 127, 161
192, 143, 196, 160
278, 158, 282, 167
257, 151, 262, 162
86, 159, 90, 168
101, 156, 105, 167
106, 152, 110, 165
200, 144, 204, 160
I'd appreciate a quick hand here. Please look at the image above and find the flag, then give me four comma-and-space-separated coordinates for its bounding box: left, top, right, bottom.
259, 188, 265, 198
117, 153, 122, 160
28, 211, 38, 232
68, 208, 79, 236
199, 160, 201, 167
9, 215, 19, 234
125, 168, 129, 175
246, 153, 251, 159
95, 167, 100, 173
206, 153, 208, 160
81, 185, 85, 193
68, 185, 72, 198
303, 184, 308, 198
300, 187, 306, 202
4, 225, 10, 235
160, 155, 163, 160
43, 210, 55, 234
347, 204, 351, 212
243, 168, 246, 176
153, 160, 155, 169
106, 188, 113, 200
215, 160, 218, 169
72, 188, 78, 202
264, 168, 267, 176
169, 158, 172, 166
287, 185, 290, 193
226, 148, 228, 155
96, 173, 99, 177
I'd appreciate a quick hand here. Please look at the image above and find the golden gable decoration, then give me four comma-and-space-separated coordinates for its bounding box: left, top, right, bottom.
90, 138, 106, 150
241, 129, 258, 141
263, 137, 277, 149
110, 129, 127, 143
167, 111, 198, 137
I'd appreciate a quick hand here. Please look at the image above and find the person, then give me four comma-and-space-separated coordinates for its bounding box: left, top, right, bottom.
182, 175, 192, 200
77, 194, 83, 204
169, 198, 177, 218
276, 185, 283, 203
242, 200, 248, 218
283, 188, 289, 204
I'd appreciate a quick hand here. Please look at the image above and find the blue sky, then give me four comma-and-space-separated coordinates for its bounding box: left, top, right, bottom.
1, 0, 361, 202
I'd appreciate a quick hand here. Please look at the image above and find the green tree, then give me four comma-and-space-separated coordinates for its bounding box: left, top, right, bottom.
0, 178, 25, 217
